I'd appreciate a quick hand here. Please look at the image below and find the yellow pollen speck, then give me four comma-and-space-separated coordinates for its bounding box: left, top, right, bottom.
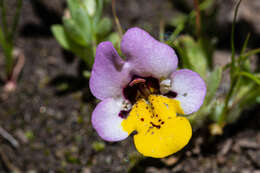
121, 95, 192, 158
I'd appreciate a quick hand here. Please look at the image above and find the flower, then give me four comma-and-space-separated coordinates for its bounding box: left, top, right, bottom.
90, 27, 206, 158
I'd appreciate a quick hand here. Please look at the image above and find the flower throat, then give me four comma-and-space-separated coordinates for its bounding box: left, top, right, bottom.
123, 76, 160, 103
123, 76, 177, 104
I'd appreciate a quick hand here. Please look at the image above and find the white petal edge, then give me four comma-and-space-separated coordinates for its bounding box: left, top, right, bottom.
170, 69, 206, 115
91, 97, 129, 142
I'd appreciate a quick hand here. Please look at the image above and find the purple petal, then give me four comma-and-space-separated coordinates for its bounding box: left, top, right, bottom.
90, 42, 132, 100
121, 27, 178, 79
170, 69, 206, 115
91, 97, 129, 142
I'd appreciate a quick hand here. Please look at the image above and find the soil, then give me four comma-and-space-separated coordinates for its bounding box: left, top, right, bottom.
0, 0, 259, 173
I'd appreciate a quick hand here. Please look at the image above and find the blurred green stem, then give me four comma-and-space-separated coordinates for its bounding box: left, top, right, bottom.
218, 75, 238, 125
242, 48, 260, 58
10, 0, 23, 42
239, 72, 260, 85
159, 20, 165, 42
0, 0, 8, 34
218, 0, 242, 125
193, 0, 201, 38
112, 0, 123, 39
238, 33, 250, 66
230, 0, 242, 80
0, 0, 23, 78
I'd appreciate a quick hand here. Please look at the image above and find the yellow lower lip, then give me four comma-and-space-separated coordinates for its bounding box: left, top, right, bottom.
121, 95, 192, 158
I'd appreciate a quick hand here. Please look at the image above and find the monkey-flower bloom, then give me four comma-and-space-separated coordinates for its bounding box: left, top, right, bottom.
90, 27, 206, 158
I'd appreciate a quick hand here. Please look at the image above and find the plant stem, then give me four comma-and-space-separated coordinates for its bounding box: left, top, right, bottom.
238, 33, 250, 66
9, 0, 23, 42
193, 0, 201, 38
159, 20, 165, 42
230, 0, 242, 80
112, 0, 123, 39
4, 43, 13, 78
218, 75, 238, 125
242, 48, 260, 58
0, 0, 8, 34
218, 0, 242, 125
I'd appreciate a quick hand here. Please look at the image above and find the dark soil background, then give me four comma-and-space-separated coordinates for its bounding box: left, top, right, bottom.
0, 0, 259, 173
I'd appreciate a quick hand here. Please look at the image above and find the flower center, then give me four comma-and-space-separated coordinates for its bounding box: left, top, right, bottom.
123, 76, 160, 104
121, 95, 184, 135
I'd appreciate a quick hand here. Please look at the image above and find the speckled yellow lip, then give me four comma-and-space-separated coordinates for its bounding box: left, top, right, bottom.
121, 95, 192, 158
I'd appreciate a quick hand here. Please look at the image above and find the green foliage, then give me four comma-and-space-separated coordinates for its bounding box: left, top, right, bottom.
51, 0, 117, 70
25, 130, 35, 140
92, 141, 105, 152
168, 0, 260, 133
205, 67, 222, 104
0, 0, 23, 78
174, 36, 209, 79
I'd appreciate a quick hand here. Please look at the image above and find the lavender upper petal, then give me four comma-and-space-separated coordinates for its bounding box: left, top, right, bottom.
121, 27, 178, 79
90, 41, 132, 100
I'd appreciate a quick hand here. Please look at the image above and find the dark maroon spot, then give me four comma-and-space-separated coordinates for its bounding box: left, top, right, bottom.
118, 110, 129, 119
155, 114, 158, 117
161, 121, 165, 125
164, 91, 177, 98
141, 118, 144, 121
150, 122, 161, 129
159, 119, 161, 122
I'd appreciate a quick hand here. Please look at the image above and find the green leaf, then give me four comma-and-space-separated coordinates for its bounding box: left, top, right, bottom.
210, 101, 225, 123
240, 33, 251, 55
189, 0, 214, 18
67, 0, 92, 39
169, 13, 187, 27
165, 14, 187, 44
51, 25, 93, 67
236, 86, 260, 112
240, 72, 260, 85
82, 0, 96, 16
242, 48, 260, 58
93, 0, 103, 25
108, 32, 120, 45
205, 67, 222, 103
199, 38, 215, 69
63, 18, 90, 46
67, 0, 80, 19
51, 25, 71, 50
96, 17, 112, 36
177, 36, 208, 79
